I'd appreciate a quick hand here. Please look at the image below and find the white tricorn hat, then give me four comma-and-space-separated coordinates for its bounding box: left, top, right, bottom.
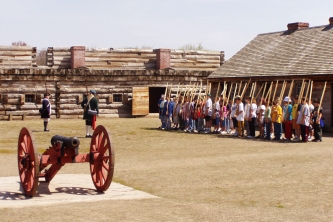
283, 96, 291, 102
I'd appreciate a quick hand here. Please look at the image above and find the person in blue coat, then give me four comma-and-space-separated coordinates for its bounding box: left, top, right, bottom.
166, 97, 175, 130
41, 93, 51, 131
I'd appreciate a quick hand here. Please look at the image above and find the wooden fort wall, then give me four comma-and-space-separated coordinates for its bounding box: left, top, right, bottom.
0, 68, 213, 120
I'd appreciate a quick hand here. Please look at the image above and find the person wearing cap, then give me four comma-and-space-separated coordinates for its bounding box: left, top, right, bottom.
81, 89, 99, 138
282, 96, 293, 141
41, 92, 51, 131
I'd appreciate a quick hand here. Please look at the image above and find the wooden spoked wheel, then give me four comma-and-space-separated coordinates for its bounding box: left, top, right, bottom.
17, 127, 40, 197
90, 125, 114, 192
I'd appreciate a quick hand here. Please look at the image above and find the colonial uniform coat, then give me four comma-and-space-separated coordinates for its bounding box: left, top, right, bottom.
41, 98, 51, 119
81, 96, 99, 122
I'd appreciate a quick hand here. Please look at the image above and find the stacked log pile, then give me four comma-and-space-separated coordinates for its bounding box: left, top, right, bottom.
170, 50, 223, 71
47, 47, 71, 69
0, 46, 36, 68
85, 48, 157, 70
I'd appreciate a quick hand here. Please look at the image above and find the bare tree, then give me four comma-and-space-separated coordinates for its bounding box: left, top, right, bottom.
179, 43, 205, 50
12, 41, 28, 46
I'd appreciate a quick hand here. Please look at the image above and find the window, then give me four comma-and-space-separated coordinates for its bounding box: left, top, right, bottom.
25, 94, 35, 103
113, 94, 122, 102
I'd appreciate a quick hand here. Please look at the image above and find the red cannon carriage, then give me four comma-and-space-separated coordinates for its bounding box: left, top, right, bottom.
17, 125, 115, 197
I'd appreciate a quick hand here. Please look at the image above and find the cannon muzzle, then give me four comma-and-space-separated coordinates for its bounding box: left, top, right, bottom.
51, 135, 80, 149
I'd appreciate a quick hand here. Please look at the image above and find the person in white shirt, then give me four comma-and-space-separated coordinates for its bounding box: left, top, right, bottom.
235, 95, 244, 137
230, 99, 237, 135
248, 97, 257, 137
257, 98, 266, 138
244, 96, 251, 136
308, 99, 314, 141
300, 97, 310, 142
204, 93, 213, 133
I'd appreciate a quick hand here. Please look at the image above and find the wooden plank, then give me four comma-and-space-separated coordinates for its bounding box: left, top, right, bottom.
132, 87, 149, 115
170, 59, 220, 63
0, 46, 34, 51
170, 50, 221, 55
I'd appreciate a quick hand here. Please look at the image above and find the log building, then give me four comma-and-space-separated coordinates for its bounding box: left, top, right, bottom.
0, 46, 224, 119
208, 17, 333, 131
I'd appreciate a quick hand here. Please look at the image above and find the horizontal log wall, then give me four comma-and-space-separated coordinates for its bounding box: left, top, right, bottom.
47, 47, 71, 69
170, 50, 224, 71
0, 68, 212, 119
0, 46, 36, 68
85, 48, 157, 70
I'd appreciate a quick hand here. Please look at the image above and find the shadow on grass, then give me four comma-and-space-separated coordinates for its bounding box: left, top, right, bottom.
140, 127, 327, 144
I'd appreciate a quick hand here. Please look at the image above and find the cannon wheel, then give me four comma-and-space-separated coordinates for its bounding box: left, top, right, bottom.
17, 127, 40, 197
90, 125, 114, 192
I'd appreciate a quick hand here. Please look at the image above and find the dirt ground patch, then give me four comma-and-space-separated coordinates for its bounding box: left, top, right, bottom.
0, 118, 332, 221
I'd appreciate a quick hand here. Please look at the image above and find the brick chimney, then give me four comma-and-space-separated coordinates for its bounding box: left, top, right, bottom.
70, 46, 85, 69
330, 17, 333, 25
287, 22, 309, 31
155, 49, 171, 70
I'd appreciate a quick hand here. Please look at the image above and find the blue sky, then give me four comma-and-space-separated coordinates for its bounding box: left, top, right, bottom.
1, 0, 333, 60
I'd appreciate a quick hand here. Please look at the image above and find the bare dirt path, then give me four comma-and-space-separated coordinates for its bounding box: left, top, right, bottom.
0, 118, 332, 221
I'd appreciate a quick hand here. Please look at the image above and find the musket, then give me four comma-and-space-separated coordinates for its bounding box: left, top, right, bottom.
260, 82, 267, 106
254, 84, 264, 101
164, 82, 168, 98
318, 81, 327, 112
226, 83, 233, 105
215, 82, 221, 103
237, 81, 242, 96
45, 81, 48, 94
288, 80, 294, 99
304, 79, 311, 102
298, 79, 305, 104
309, 81, 313, 105
241, 78, 251, 99
272, 80, 279, 101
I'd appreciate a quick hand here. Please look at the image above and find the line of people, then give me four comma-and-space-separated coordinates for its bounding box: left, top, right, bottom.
157, 93, 324, 142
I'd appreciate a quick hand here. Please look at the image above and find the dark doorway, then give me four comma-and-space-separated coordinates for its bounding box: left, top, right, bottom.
149, 87, 166, 113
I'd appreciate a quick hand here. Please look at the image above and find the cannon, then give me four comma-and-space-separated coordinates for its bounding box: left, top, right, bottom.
17, 125, 115, 197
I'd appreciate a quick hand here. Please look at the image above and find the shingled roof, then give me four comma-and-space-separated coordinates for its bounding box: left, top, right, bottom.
209, 20, 333, 79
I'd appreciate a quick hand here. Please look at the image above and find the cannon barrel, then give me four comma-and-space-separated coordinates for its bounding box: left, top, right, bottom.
51, 135, 80, 149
